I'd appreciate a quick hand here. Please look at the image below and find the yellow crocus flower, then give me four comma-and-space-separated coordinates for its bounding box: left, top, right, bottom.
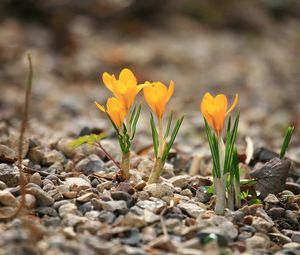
143, 81, 174, 119
102, 68, 145, 112
201, 93, 238, 134
95, 97, 126, 129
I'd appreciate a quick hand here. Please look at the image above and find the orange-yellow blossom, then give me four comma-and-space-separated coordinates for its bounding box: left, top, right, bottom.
102, 68, 145, 111
201, 93, 238, 134
143, 81, 174, 119
95, 97, 126, 129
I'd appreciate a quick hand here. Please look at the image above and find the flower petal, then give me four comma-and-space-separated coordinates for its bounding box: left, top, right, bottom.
215, 94, 228, 114
95, 101, 106, 112
119, 68, 135, 83
226, 94, 238, 115
102, 72, 114, 92
166, 80, 174, 102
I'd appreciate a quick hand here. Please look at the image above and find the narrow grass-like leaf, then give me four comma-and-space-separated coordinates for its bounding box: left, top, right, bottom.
204, 119, 221, 177
129, 105, 137, 125
150, 113, 159, 157
69, 133, 106, 149
131, 104, 141, 140
280, 126, 294, 159
164, 111, 173, 139
161, 116, 184, 162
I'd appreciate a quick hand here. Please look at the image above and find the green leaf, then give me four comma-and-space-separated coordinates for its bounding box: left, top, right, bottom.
164, 111, 173, 139
204, 185, 214, 194
130, 104, 141, 140
240, 179, 257, 185
150, 113, 159, 157
249, 198, 262, 205
69, 133, 106, 149
161, 115, 184, 162
223, 111, 240, 175
129, 105, 137, 125
204, 119, 221, 178
240, 190, 249, 200
279, 126, 294, 159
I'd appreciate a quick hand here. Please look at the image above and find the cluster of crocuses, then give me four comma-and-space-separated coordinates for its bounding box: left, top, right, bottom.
96, 68, 241, 215
201, 93, 240, 214
96, 68, 183, 183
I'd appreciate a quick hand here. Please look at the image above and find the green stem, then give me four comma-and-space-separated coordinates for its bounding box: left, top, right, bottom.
234, 178, 241, 208
227, 180, 234, 211
214, 177, 226, 215
148, 157, 164, 184
158, 118, 164, 158
121, 151, 131, 180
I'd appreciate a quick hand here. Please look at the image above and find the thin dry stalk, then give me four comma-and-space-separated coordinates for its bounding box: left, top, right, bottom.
96, 142, 120, 169
14, 53, 33, 217
159, 207, 168, 237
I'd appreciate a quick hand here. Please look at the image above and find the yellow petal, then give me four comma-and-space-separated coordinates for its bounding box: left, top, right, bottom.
137, 83, 149, 93
107, 97, 124, 111
119, 68, 135, 84
102, 72, 114, 92
215, 94, 228, 114
166, 80, 174, 102
95, 101, 106, 112
226, 94, 238, 115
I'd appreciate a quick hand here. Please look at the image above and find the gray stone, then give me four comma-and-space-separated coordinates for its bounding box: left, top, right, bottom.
180, 189, 193, 198
252, 216, 274, 233
169, 175, 190, 188
36, 206, 58, 217
0, 163, 19, 187
22, 194, 36, 209
203, 216, 239, 241
42, 150, 66, 166
267, 207, 285, 219
246, 234, 270, 250
53, 200, 71, 210
100, 200, 128, 213
85, 210, 101, 220
8, 131, 29, 159
0, 206, 17, 219
65, 177, 91, 189
136, 198, 166, 214
178, 202, 206, 218
30, 172, 42, 186
111, 191, 131, 201
0, 190, 19, 207
59, 203, 78, 217
291, 231, 300, 244
264, 194, 279, 204
144, 183, 174, 198
0, 180, 7, 190
97, 181, 113, 193
121, 212, 147, 228
0, 144, 16, 163
28, 147, 44, 164
26, 186, 54, 206
62, 213, 88, 227
282, 242, 300, 249
43, 183, 56, 192
98, 210, 116, 224
76, 154, 106, 175
48, 162, 64, 174
78, 201, 93, 214
269, 233, 291, 244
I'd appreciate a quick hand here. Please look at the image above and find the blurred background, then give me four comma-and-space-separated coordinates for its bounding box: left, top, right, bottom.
0, 0, 299, 157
